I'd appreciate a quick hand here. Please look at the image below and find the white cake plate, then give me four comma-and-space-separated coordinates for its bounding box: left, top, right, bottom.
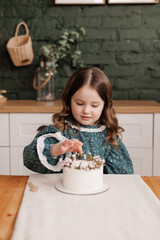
55, 181, 109, 195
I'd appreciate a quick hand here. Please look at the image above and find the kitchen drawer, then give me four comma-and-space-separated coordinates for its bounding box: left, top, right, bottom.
0, 147, 10, 174
10, 146, 36, 175
153, 114, 160, 176
10, 113, 53, 146
127, 147, 152, 176
0, 113, 9, 146
117, 114, 153, 148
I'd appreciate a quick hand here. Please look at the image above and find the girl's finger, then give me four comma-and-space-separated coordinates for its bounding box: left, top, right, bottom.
63, 140, 74, 148
61, 139, 83, 154
73, 144, 83, 154
70, 139, 83, 146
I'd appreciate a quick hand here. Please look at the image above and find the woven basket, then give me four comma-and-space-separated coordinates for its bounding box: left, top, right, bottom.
6, 22, 34, 67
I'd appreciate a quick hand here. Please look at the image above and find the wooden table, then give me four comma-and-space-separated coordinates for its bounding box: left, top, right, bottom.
0, 176, 160, 240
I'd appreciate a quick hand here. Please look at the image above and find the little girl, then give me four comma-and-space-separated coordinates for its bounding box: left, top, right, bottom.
23, 67, 134, 174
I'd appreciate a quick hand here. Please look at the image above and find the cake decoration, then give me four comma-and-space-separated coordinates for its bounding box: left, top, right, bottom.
59, 153, 105, 171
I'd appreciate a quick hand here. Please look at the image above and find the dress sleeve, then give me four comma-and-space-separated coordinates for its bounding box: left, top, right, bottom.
23, 125, 67, 174
104, 137, 134, 174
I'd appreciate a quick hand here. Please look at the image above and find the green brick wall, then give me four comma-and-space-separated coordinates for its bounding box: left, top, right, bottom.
0, 0, 160, 101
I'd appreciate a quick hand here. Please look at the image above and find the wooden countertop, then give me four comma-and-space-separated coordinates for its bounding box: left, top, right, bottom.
0, 100, 62, 113
0, 100, 160, 113
0, 175, 160, 240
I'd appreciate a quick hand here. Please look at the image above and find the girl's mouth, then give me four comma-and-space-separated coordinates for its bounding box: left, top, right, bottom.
81, 116, 91, 121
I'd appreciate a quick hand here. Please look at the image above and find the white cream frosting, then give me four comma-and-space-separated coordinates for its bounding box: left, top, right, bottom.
63, 160, 103, 192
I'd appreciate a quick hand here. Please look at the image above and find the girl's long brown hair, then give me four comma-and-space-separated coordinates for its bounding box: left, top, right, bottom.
53, 67, 123, 147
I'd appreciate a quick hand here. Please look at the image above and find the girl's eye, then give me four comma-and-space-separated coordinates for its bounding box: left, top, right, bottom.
76, 102, 83, 106
92, 105, 99, 108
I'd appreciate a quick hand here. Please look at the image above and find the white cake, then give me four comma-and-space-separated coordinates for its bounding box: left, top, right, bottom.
61, 157, 105, 193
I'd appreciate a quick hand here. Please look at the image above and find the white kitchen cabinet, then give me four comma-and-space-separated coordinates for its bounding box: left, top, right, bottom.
0, 113, 9, 146
117, 114, 153, 176
10, 147, 35, 176
127, 148, 152, 176
10, 113, 53, 146
117, 114, 153, 148
10, 113, 53, 175
0, 114, 10, 174
0, 147, 10, 174
0, 111, 159, 176
153, 114, 160, 176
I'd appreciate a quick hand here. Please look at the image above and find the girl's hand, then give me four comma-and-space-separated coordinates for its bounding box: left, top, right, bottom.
50, 139, 83, 157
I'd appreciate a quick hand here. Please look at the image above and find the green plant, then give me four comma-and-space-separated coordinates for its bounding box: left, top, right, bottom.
39, 27, 86, 73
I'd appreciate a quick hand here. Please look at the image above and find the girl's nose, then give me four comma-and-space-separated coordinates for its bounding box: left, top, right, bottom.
83, 105, 90, 114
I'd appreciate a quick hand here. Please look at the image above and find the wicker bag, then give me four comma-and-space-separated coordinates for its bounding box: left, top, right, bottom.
6, 22, 34, 67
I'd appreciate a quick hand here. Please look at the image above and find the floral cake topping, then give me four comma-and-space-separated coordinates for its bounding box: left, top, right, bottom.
59, 153, 105, 171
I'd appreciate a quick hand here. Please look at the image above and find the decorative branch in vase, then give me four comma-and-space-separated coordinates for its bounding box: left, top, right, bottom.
33, 27, 86, 101
38, 27, 86, 73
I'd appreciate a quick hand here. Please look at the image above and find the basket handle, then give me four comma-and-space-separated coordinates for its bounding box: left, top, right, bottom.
33, 67, 52, 90
15, 21, 29, 37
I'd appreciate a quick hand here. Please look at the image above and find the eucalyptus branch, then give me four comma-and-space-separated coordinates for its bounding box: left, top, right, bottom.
39, 27, 86, 73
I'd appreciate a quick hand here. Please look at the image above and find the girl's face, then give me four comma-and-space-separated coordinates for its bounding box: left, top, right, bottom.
71, 85, 104, 126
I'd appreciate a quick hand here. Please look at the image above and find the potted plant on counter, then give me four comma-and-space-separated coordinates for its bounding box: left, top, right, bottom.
38, 27, 86, 73
33, 27, 86, 101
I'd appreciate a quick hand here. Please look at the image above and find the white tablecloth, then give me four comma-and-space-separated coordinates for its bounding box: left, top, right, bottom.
11, 174, 160, 240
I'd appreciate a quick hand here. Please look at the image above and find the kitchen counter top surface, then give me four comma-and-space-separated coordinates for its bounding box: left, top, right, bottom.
0, 100, 160, 113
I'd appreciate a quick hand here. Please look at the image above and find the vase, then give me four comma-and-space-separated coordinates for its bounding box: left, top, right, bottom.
33, 61, 55, 101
